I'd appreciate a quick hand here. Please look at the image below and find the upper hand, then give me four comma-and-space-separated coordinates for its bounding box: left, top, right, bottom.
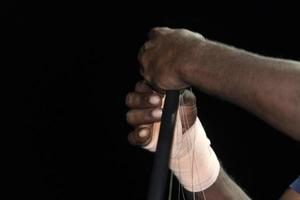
138, 27, 205, 90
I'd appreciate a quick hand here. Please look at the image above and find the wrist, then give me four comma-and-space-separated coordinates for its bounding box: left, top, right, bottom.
180, 37, 212, 91
182, 38, 245, 96
170, 118, 220, 192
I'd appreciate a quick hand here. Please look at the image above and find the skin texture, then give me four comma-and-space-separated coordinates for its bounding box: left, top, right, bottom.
126, 81, 197, 146
127, 27, 300, 199
185, 168, 251, 200
126, 81, 251, 199
280, 188, 300, 200
138, 27, 300, 141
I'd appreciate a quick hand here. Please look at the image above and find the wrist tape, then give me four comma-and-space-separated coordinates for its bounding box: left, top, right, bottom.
143, 112, 220, 192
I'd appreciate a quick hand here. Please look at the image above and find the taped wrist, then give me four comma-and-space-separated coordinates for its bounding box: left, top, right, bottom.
143, 113, 220, 192
170, 117, 220, 192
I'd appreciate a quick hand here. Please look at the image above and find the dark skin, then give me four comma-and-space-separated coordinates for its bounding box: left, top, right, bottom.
280, 189, 300, 200
126, 81, 299, 199
126, 81, 251, 200
138, 27, 300, 141
126, 27, 300, 199
126, 81, 197, 145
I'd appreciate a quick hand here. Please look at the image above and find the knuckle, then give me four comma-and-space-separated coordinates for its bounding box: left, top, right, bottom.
151, 27, 160, 33
155, 26, 168, 32
149, 27, 166, 39
135, 81, 152, 93
178, 28, 186, 32
135, 81, 144, 91
144, 41, 154, 50
134, 82, 141, 91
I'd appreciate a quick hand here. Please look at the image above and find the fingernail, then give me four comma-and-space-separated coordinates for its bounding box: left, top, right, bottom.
152, 109, 162, 118
149, 95, 160, 105
138, 129, 149, 138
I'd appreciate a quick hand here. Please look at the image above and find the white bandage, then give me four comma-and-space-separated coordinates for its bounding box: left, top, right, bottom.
143, 112, 220, 192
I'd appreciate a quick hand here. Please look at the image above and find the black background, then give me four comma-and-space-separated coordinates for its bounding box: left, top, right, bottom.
3, 1, 300, 199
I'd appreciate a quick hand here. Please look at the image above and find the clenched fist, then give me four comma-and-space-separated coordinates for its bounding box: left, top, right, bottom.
138, 27, 205, 90
125, 81, 197, 147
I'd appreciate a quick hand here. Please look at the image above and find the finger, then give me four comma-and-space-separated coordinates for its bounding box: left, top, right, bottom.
135, 80, 165, 96
126, 92, 162, 109
134, 81, 153, 93
136, 80, 166, 95
147, 81, 166, 94
126, 108, 162, 126
128, 126, 152, 146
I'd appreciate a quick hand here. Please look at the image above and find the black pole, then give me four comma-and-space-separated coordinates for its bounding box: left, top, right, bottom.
147, 90, 180, 200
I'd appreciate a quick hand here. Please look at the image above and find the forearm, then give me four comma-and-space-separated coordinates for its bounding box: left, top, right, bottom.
185, 167, 251, 200
280, 176, 300, 200
185, 40, 300, 140
280, 188, 300, 200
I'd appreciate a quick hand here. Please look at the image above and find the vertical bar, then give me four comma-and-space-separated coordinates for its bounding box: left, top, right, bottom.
147, 90, 180, 200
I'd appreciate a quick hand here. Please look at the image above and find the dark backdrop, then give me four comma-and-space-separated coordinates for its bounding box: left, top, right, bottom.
4, 1, 299, 200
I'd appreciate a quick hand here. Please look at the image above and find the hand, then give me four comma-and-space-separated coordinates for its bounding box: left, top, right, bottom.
126, 81, 221, 192
125, 81, 197, 147
138, 27, 205, 90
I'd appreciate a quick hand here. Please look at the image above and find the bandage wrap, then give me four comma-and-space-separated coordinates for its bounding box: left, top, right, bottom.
143, 112, 220, 192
